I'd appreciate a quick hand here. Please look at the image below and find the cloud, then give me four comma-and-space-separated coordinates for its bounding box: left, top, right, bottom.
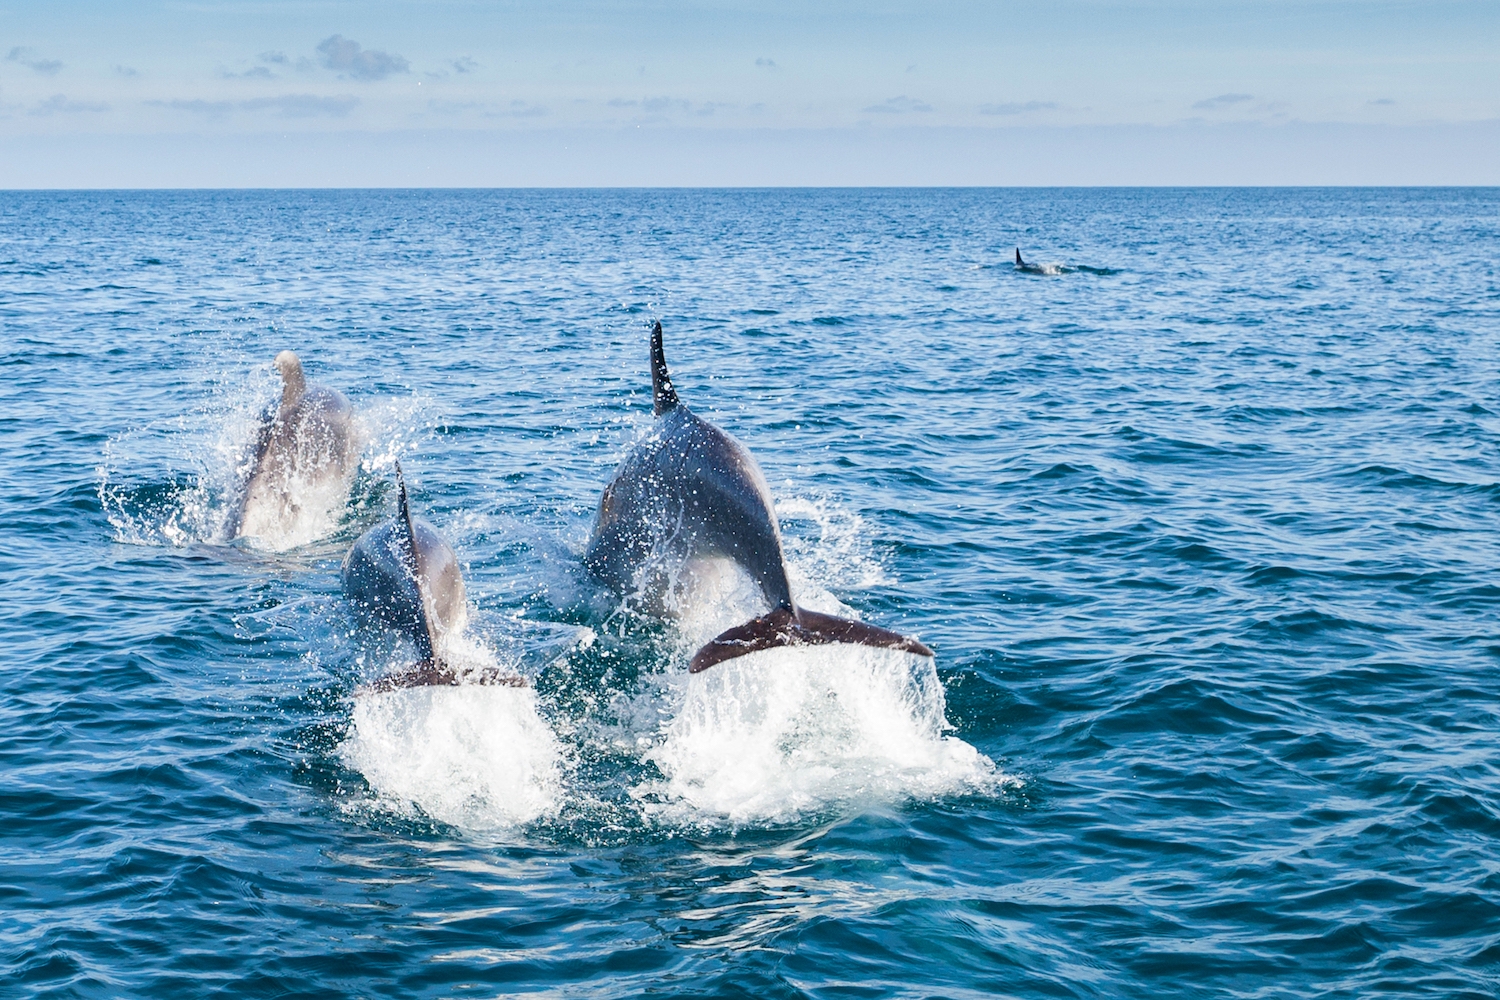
450, 56, 478, 74
316, 35, 409, 81
862, 95, 932, 114
980, 100, 1058, 116
243, 94, 358, 117
1193, 92, 1254, 110
29, 94, 108, 116
609, 96, 693, 114
151, 94, 358, 119
114, 65, 140, 78
755, 57, 775, 68
1369, 97, 1396, 106
154, 98, 236, 117
6, 47, 62, 75
495, 100, 546, 118
427, 98, 547, 119
480, 100, 547, 119
224, 66, 275, 80
259, 51, 289, 65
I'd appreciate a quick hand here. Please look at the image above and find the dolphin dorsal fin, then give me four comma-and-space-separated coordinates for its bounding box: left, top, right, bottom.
1015, 247, 1023, 266
394, 462, 439, 664
651, 321, 679, 415
274, 350, 306, 410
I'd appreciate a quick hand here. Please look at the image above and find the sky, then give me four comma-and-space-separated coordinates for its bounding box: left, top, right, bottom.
1, 0, 1497, 185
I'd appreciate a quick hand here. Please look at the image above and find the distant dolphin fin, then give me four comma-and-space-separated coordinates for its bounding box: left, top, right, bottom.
688, 605, 934, 673
394, 462, 440, 665
651, 320, 679, 415
1015, 247, 1024, 266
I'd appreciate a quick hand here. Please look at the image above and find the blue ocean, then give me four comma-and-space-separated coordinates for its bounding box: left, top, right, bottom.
3, 188, 1498, 998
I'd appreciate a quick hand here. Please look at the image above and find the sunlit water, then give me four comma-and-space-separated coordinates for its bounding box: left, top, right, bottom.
2, 188, 1498, 998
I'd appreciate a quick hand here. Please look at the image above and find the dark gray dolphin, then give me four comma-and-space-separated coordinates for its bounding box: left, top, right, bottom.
585, 321, 933, 673
232, 350, 361, 543
1014, 247, 1049, 275
342, 466, 521, 690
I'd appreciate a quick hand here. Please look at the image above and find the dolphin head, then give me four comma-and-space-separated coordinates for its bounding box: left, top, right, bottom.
274, 350, 306, 410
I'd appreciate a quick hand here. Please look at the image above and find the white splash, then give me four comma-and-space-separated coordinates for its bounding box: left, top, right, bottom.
638, 645, 1006, 827
342, 683, 563, 831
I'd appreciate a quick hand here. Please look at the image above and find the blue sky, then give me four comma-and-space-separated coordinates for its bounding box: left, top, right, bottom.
1, 1, 1496, 184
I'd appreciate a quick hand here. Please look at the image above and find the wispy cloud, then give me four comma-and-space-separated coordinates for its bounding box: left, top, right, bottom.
1369, 97, 1396, 106
980, 100, 1058, 116
151, 94, 359, 119
494, 100, 546, 118
862, 95, 932, 114
316, 35, 408, 81
1193, 92, 1254, 110
29, 94, 107, 116
224, 66, 275, 80
6, 47, 62, 76
114, 65, 141, 78
610, 96, 692, 114
450, 56, 478, 74
755, 57, 776, 68
426, 98, 547, 118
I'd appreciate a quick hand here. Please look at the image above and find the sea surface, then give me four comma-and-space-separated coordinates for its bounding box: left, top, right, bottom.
2, 188, 1499, 998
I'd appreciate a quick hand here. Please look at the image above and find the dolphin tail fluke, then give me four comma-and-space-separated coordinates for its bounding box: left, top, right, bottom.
688, 605, 933, 673
650, 320, 679, 415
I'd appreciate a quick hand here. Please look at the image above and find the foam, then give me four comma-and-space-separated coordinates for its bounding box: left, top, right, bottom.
638, 644, 1007, 827
341, 682, 563, 831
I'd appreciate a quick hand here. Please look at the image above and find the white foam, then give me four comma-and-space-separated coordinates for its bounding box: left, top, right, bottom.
638, 644, 1007, 827
342, 683, 563, 831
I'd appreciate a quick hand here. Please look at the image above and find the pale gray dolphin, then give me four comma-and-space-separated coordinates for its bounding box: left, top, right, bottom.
232, 350, 361, 546
585, 321, 933, 673
342, 465, 521, 690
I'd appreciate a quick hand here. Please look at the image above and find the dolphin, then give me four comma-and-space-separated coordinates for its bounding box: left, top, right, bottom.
232, 350, 361, 545
342, 465, 522, 690
584, 321, 933, 673
1014, 247, 1050, 275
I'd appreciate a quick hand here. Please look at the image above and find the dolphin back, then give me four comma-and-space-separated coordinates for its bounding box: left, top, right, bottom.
234, 375, 360, 543
340, 511, 466, 659
584, 406, 794, 612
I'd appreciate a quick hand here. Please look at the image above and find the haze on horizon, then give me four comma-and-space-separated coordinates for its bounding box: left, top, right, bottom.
1, 0, 1496, 186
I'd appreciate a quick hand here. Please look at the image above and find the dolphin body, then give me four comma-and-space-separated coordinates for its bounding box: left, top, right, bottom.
1014, 247, 1051, 275
341, 467, 522, 690
585, 322, 933, 673
232, 351, 361, 544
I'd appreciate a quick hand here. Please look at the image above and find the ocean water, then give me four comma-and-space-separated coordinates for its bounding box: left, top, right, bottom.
2, 187, 1498, 998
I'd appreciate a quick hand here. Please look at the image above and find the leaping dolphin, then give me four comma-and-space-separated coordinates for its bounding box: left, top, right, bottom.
232, 350, 361, 545
342, 465, 522, 690
585, 321, 933, 673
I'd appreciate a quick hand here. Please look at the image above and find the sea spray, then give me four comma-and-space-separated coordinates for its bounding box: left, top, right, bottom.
342, 683, 563, 830
638, 645, 1005, 826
